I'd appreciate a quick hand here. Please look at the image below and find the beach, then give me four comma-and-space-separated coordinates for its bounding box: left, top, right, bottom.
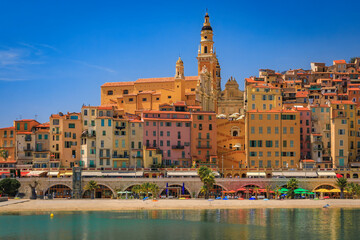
1, 199, 360, 213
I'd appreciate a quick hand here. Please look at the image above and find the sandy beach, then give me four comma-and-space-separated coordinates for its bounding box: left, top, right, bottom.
1, 199, 360, 213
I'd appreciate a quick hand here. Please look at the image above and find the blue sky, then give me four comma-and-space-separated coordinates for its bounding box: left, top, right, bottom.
1, 0, 360, 127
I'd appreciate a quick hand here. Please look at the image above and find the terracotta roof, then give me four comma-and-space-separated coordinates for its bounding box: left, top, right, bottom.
293, 107, 309, 111
332, 79, 343, 82
102, 81, 135, 87
143, 110, 190, 115
331, 100, 355, 105
0, 126, 15, 130
173, 101, 186, 106
245, 78, 264, 83
16, 131, 33, 134
296, 91, 308, 98
35, 123, 50, 128
130, 119, 143, 123
97, 106, 113, 110
333, 60, 346, 64
14, 119, 38, 122
136, 76, 197, 83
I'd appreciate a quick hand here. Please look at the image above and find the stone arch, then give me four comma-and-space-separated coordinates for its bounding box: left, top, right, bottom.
234, 173, 240, 178
312, 184, 337, 192
353, 173, 359, 179
241, 173, 246, 178
231, 126, 240, 137
226, 173, 232, 178
346, 173, 351, 178
159, 184, 192, 198
83, 183, 116, 198
44, 184, 73, 198
197, 183, 228, 198
123, 183, 142, 192
240, 183, 263, 189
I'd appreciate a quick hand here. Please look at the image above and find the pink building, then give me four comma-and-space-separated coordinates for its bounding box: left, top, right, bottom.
295, 107, 311, 159
143, 104, 192, 167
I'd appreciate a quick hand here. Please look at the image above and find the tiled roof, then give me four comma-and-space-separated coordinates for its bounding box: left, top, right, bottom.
0, 126, 15, 130
102, 81, 135, 87
333, 60, 346, 64
331, 100, 355, 105
296, 91, 308, 98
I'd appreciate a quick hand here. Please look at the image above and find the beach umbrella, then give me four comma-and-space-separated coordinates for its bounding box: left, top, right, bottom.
314, 189, 330, 193
182, 183, 185, 195
329, 189, 341, 193
237, 188, 246, 191
228, 190, 236, 193
280, 188, 289, 193
166, 183, 168, 196
336, 174, 343, 178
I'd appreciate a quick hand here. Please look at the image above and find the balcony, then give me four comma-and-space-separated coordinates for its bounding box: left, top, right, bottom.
115, 126, 126, 130
52, 131, 61, 135
172, 145, 185, 149
196, 145, 212, 149
23, 146, 33, 151
132, 155, 143, 158
25, 137, 32, 141
112, 155, 130, 160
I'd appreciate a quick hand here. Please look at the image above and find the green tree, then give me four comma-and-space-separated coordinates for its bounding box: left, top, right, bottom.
0, 178, 21, 197
349, 57, 359, 63
336, 177, 348, 199
286, 178, 299, 199
140, 182, 152, 197
84, 180, 99, 199
197, 166, 215, 199
0, 148, 8, 161
253, 186, 259, 199
149, 183, 159, 198
131, 185, 142, 199
265, 185, 273, 199
345, 182, 360, 199
274, 185, 281, 199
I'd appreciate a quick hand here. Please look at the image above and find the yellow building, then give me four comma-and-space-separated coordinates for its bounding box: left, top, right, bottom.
112, 116, 130, 168
101, 13, 220, 114
216, 117, 245, 172
80, 106, 98, 167
143, 147, 162, 168
129, 119, 143, 168
330, 100, 356, 168
50, 112, 82, 168
245, 84, 282, 111
245, 110, 301, 168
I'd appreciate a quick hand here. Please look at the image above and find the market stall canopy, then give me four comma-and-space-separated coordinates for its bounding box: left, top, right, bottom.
246, 172, 266, 177
167, 171, 198, 177
317, 171, 336, 177
27, 171, 47, 177
282, 171, 318, 178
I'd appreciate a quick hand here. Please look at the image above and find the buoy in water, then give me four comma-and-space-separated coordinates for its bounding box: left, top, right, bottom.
50, 213, 54, 218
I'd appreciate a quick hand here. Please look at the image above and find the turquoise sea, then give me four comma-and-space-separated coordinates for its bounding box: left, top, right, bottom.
0, 209, 359, 240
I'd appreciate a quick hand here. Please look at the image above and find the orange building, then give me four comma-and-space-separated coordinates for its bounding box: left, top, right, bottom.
216, 118, 246, 172
0, 126, 16, 167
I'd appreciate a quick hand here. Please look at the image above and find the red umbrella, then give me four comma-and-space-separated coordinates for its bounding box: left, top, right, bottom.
237, 188, 246, 191
336, 174, 343, 178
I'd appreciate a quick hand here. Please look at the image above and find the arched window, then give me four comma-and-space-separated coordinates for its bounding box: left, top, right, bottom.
107, 90, 113, 95
232, 131, 238, 137
123, 90, 128, 94
204, 46, 208, 53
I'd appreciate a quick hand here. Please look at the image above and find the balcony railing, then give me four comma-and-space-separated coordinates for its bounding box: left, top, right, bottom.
197, 145, 212, 149
172, 145, 185, 149
23, 147, 33, 151
112, 155, 129, 159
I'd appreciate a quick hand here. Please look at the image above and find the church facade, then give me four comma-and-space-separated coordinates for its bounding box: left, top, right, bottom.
100, 13, 221, 114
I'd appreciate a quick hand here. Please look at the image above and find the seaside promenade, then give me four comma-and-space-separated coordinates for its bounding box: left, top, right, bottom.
15, 177, 360, 199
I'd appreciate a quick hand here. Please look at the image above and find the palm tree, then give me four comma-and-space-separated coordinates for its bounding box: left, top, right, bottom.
149, 183, 159, 199
84, 180, 99, 199
253, 186, 259, 199
265, 185, 272, 199
286, 178, 299, 199
140, 182, 153, 197
132, 185, 142, 199
274, 185, 281, 200
336, 177, 347, 199
197, 166, 215, 199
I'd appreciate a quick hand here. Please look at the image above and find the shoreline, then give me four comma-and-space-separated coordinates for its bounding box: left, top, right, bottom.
1, 199, 360, 213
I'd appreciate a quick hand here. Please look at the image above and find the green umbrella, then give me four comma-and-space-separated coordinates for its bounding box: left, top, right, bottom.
306, 192, 315, 195
294, 188, 309, 194
279, 188, 288, 193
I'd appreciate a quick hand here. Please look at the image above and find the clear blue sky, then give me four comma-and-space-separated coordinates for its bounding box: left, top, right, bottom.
1, 0, 360, 127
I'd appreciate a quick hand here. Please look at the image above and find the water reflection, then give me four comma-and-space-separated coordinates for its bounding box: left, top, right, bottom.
1, 208, 360, 240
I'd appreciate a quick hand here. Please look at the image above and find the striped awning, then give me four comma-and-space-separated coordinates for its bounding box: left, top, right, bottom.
48, 171, 59, 176
317, 171, 336, 177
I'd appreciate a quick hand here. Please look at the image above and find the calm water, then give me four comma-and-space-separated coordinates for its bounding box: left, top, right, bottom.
0, 209, 359, 240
